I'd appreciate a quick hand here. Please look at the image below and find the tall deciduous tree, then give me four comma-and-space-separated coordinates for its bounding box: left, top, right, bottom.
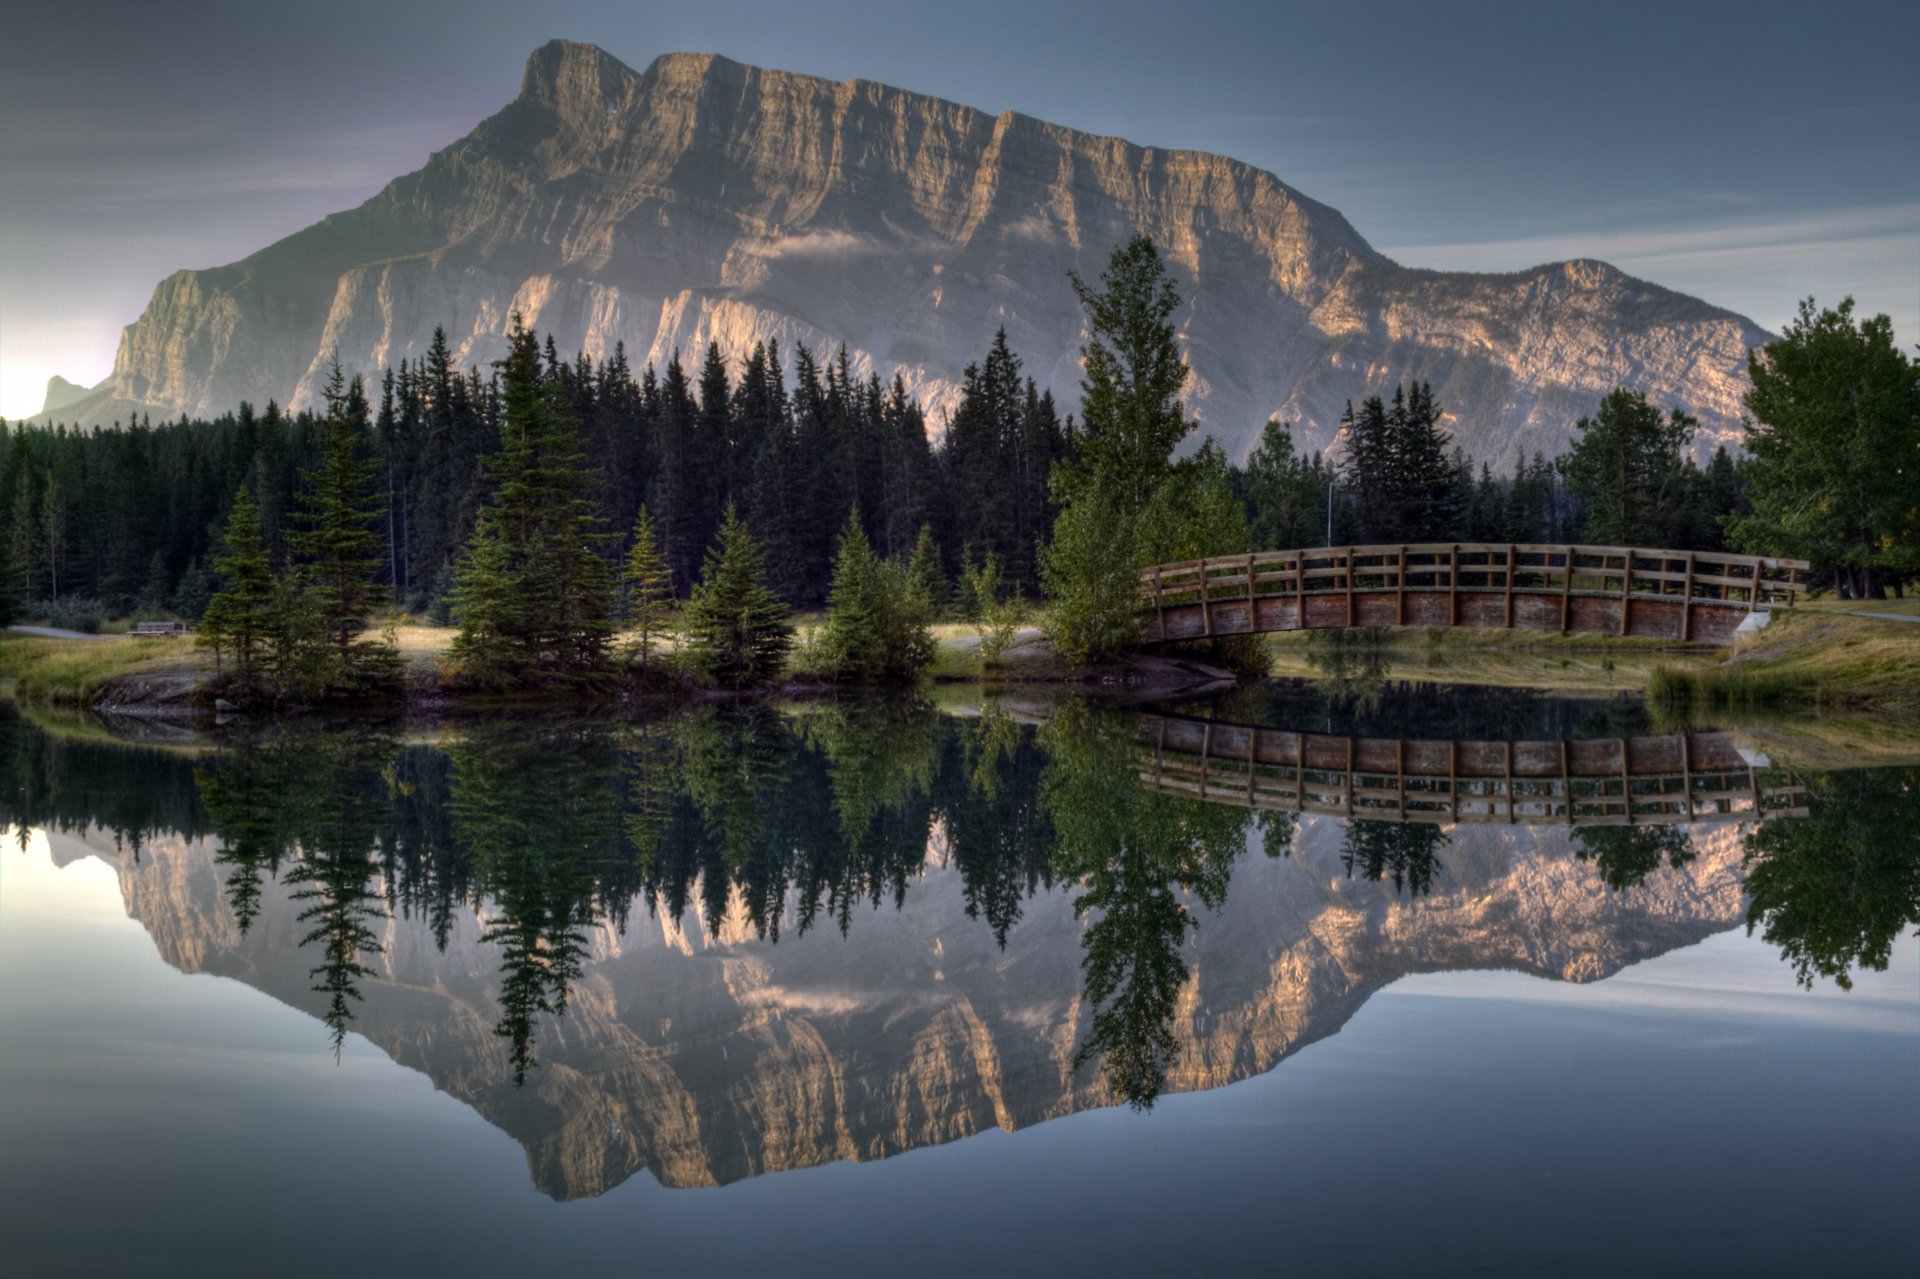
1727, 298, 1919, 597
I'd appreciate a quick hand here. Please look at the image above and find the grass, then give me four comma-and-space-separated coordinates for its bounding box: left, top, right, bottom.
1261, 625, 1710, 693
1650, 610, 1920, 713
0, 633, 211, 705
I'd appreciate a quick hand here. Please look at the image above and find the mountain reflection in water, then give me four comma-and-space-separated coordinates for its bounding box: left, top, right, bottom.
2, 694, 1915, 1196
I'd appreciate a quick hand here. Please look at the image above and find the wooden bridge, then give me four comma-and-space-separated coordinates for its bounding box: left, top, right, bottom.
1137, 714, 1806, 828
1140, 545, 1809, 647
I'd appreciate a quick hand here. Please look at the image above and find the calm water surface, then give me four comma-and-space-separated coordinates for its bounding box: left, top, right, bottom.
0, 688, 1914, 1277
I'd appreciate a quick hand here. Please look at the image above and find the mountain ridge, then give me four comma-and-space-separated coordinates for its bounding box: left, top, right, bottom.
39, 39, 1768, 466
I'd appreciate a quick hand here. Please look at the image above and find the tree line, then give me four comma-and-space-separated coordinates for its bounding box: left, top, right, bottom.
4, 243, 1913, 673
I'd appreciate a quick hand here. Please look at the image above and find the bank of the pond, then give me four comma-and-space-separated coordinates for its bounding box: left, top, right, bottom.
7, 609, 1915, 719
0, 625, 1237, 719
1649, 610, 1920, 715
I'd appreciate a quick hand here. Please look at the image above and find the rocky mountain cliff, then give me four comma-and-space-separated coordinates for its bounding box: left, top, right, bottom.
46, 40, 1767, 467
73, 814, 1747, 1198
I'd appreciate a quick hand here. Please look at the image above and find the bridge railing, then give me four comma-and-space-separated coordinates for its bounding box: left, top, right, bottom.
1135, 716, 1808, 827
1139, 544, 1808, 635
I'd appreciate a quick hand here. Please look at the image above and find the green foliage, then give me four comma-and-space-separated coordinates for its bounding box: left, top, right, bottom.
1337, 384, 1463, 543
622, 504, 674, 666
288, 365, 387, 654
1727, 297, 1919, 596
961, 550, 1020, 663
450, 317, 617, 684
266, 574, 338, 704
817, 508, 935, 683
1044, 236, 1221, 665
1743, 768, 1920, 989
1573, 825, 1696, 891
681, 506, 794, 688
904, 524, 947, 619
1557, 387, 1696, 546
1237, 420, 1329, 551
1039, 701, 1249, 1108
197, 488, 275, 678
446, 516, 527, 688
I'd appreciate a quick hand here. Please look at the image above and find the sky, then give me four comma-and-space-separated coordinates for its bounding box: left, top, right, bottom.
1, 0, 1915, 419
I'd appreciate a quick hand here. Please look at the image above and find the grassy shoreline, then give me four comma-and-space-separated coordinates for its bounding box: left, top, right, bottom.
6, 608, 1915, 717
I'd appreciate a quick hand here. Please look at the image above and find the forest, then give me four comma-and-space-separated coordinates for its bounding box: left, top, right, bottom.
0, 330, 1749, 628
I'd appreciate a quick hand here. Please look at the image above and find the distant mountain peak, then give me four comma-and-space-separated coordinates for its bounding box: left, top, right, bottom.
55, 39, 1768, 465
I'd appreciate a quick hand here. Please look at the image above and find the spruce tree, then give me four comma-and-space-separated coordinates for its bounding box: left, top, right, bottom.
904, 524, 947, 619
289, 365, 388, 659
818, 509, 935, 683
622, 505, 674, 665
198, 488, 275, 678
680, 506, 793, 688
451, 317, 616, 682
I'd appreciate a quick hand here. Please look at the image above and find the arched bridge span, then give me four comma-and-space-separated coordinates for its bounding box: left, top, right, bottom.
1140, 545, 1809, 647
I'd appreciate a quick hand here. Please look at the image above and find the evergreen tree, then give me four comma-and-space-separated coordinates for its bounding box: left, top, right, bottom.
680, 506, 794, 688
1558, 388, 1696, 547
904, 524, 947, 619
1042, 237, 1200, 664
288, 365, 388, 658
622, 505, 674, 665
197, 488, 275, 677
817, 509, 935, 683
450, 317, 616, 682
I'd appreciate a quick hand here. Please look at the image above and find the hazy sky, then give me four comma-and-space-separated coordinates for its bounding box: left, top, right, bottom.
2, 0, 1915, 418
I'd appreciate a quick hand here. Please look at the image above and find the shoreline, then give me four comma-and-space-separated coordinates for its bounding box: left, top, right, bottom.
7, 608, 1917, 723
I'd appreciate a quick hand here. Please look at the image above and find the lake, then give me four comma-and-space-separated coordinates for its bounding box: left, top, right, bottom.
1, 687, 1914, 1276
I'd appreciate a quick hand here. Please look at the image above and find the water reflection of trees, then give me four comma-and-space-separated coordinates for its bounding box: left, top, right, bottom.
1041, 703, 1251, 1108
9, 699, 1917, 1103
1742, 768, 1920, 990
1572, 826, 1696, 891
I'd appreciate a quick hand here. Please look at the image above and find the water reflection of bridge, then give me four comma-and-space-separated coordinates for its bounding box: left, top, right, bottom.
1137, 714, 1807, 827
1140, 544, 1809, 646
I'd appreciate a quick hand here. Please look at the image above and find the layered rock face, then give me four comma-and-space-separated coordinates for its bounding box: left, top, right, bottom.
56, 40, 1766, 468
83, 814, 1747, 1198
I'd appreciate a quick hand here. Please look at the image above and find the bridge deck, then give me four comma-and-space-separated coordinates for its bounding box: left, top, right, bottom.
1137, 715, 1806, 827
1140, 544, 1809, 646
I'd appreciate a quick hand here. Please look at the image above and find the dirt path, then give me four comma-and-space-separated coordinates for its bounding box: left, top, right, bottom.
5, 625, 122, 641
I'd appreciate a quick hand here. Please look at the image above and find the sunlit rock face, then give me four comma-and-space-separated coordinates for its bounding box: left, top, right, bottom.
62, 40, 1766, 467
86, 817, 1747, 1198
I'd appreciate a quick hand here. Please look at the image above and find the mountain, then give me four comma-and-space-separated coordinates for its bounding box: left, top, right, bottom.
49, 40, 1769, 466
62, 814, 1746, 1197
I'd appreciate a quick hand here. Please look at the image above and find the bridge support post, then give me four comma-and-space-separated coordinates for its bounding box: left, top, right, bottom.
1397, 546, 1407, 625
1448, 545, 1459, 626
1618, 551, 1634, 636
1560, 546, 1574, 633
1681, 553, 1695, 642
1504, 544, 1516, 628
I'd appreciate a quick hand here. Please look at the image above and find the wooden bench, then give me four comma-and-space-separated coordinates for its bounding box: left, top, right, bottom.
132, 620, 190, 637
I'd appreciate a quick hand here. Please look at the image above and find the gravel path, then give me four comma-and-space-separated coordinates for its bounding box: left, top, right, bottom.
5, 625, 123, 641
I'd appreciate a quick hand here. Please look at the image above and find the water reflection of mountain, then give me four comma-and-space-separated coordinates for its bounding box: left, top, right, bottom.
55, 813, 1744, 1195
7, 700, 1914, 1198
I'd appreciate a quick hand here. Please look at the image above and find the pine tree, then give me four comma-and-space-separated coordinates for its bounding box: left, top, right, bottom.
904, 524, 947, 619
450, 317, 616, 682
288, 365, 387, 658
622, 505, 674, 665
818, 508, 936, 683
680, 506, 793, 688
447, 515, 525, 686
197, 488, 275, 677
1042, 236, 1195, 664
